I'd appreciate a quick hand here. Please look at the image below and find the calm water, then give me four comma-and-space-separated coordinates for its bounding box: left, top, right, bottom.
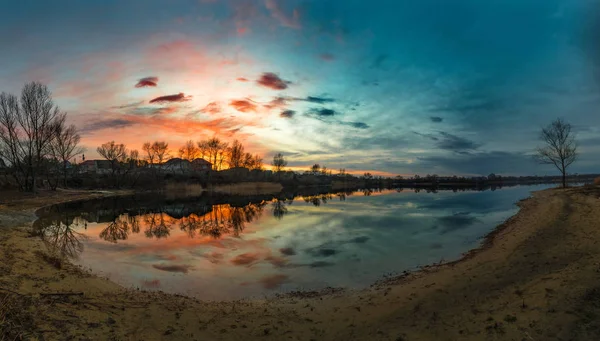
33, 184, 556, 300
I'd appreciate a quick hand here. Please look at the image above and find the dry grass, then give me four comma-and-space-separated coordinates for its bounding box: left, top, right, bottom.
0, 292, 37, 340
164, 182, 204, 196
33, 250, 62, 270
211, 182, 282, 195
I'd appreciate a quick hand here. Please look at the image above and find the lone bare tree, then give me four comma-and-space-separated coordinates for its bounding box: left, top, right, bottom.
535, 118, 577, 188
0, 82, 66, 192
272, 153, 287, 173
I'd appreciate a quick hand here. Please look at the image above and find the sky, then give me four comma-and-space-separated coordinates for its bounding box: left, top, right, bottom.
1, 0, 600, 176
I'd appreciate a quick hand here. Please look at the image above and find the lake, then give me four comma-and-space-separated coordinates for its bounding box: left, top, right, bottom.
33, 184, 556, 300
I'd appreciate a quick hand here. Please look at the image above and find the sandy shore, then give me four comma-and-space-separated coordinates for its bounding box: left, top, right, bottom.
2, 186, 600, 340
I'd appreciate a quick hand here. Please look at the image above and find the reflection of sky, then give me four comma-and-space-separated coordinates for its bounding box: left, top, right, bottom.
49, 185, 553, 300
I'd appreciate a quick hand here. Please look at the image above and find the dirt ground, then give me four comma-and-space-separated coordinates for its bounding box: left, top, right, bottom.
2, 186, 600, 340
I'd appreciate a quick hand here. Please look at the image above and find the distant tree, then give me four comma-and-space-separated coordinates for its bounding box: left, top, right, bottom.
153, 141, 170, 165
338, 168, 346, 176
0, 82, 66, 192
199, 137, 228, 170
49, 122, 84, 187
142, 142, 156, 166
178, 140, 199, 162
97, 141, 127, 176
363, 172, 373, 180
272, 153, 287, 173
488, 173, 496, 180
320, 166, 328, 176
228, 139, 245, 168
310, 164, 320, 175
535, 118, 578, 188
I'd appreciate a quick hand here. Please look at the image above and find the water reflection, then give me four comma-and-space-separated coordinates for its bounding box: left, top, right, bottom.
32, 184, 562, 300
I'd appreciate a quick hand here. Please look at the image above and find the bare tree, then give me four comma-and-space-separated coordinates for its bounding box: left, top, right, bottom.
142, 142, 156, 166
228, 139, 245, 168
535, 118, 577, 188
178, 140, 198, 162
272, 153, 287, 173
153, 141, 170, 165
97, 141, 127, 176
199, 137, 229, 170
0, 82, 65, 192
49, 122, 84, 187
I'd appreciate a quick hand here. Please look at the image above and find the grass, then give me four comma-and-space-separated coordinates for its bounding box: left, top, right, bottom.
33, 250, 62, 269
0, 292, 38, 340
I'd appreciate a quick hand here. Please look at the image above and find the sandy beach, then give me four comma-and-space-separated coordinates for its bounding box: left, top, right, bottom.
2, 186, 600, 340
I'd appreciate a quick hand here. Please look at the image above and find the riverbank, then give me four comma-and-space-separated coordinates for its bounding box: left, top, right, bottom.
2, 186, 600, 340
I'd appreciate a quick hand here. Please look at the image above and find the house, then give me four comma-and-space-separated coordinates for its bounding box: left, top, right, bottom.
79, 160, 112, 174
160, 158, 212, 174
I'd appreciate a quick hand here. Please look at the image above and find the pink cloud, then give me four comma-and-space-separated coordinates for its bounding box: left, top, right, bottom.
135, 76, 159, 88
149, 93, 192, 104
236, 77, 249, 82
256, 72, 290, 90
264, 0, 301, 29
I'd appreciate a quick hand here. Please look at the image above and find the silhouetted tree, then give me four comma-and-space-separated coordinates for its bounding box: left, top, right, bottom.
310, 164, 320, 175
535, 118, 578, 188
272, 153, 287, 173
199, 137, 228, 170
97, 141, 127, 176
228, 139, 245, 168
0, 82, 66, 192
49, 122, 84, 187
178, 140, 199, 162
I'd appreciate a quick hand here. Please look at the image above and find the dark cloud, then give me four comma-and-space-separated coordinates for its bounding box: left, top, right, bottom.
437, 132, 481, 151
149, 93, 191, 104
280, 247, 296, 256
259, 274, 289, 290
280, 110, 296, 118
306, 248, 338, 257
129, 106, 178, 116
307, 108, 337, 117
110, 101, 144, 109
319, 53, 335, 61
152, 264, 192, 273
414, 131, 480, 152
436, 212, 480, 234
236, 77, 249, 82
231, 252, 260, 266
350, 236, 370, 244
230, 99, 258, 112
81, 118, 137, 133
309, 261, 334, 268
135, 76, 158, 88
200, 101, 221, 114
305, 96, 335, 104
430, 116, 443, 123
346, 122, 369, 129
256, 72, 291, 90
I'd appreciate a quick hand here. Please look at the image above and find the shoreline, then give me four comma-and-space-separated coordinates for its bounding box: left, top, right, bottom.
2, 186, 600, 340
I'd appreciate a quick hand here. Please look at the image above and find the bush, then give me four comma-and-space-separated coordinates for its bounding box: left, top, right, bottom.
594, 177, 600, 186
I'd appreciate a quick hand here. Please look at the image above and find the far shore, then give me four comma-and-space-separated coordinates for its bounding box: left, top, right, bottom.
2, 185, 600, 340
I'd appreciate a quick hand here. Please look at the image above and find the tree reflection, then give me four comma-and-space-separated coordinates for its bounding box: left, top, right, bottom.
272, 199, 288, 220
34, 217, 87, 259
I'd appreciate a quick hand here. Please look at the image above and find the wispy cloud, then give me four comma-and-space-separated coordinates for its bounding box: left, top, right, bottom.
230, 99, 258, 112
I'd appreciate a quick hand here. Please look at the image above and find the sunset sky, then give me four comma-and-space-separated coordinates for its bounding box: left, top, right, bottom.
1, 0, 600, 176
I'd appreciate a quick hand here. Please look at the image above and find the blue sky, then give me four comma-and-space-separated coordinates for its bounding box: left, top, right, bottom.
1, 0, 599, 176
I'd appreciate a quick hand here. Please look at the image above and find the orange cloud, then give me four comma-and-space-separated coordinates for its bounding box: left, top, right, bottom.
230, 99, 258, 112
